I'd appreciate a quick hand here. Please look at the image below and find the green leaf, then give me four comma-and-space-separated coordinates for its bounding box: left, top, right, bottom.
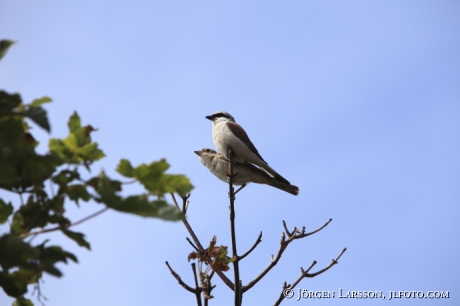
10, 212, 25, 235
0, 118, 24, 147
0, 39, 16, 61
0, 199, 13, 224
67, 184, 91, 204
52, 169, 80, 188
79, 142, 105, 161
49, 138, 73, 160
68, 111, 81, 133
24, 106, 50, 133
95, 172, 182, 220
13, 296, 34, 306
0, 91, 22, 116
0, 160, 19, 188
0, 235, 39, 270
11, 268, 40, 285
116, 159, 135, 178
17, 154, 61, 190
62, 230, 91, 250
38, 245, 78, 277
116, 159, 193, 196
95, 172, 122, 205
160, 174, 194, 197
107, 195, 183, 221
62, 133, 79, 150
0, 271, 28, 297
49, 112, 105, 165
30, 96, 52, 107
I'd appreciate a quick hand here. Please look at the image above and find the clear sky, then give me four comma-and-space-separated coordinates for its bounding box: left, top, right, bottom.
1, 1, 459, 305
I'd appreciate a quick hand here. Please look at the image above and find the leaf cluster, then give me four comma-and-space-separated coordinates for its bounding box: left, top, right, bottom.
188, 236, 235, 274
0, 40, 193, 305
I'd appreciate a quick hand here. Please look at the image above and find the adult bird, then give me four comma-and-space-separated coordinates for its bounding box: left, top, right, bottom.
205, 111, 292, 184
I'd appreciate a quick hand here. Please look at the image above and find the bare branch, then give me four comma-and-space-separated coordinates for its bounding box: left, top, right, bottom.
273, 261, 317, 306
20, 207, 109, 238
170, 193, 204, 250
186, 237, 200, 252
191, 263, 202, 306
165, 261, 198, 294
282, 220, 291, 236
171, 192, 181, 210
72, 207, 110, 227
192, 263, 200, 289
238, 231, 262, 261
170, 192, 235, 290
234, 183, 246, 195
180, 193, 191, 214
303, 247, 346, 278
293, 218, 333, 239
243, 219, 333, 293
273, 247, 346, 305
227, 146, 242, 306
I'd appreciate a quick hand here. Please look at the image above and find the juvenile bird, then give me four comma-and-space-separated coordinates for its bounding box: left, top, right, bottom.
195, 148, 299, 196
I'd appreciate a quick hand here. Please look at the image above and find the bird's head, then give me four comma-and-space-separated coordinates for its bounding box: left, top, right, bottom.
205, 111, 235, 123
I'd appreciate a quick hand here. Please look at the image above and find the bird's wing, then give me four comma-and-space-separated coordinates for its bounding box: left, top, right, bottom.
226, 121, 266, 162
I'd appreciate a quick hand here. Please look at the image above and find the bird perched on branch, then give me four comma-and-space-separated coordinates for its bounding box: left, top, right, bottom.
205, 111, 292, 185
195, 148, 299, 196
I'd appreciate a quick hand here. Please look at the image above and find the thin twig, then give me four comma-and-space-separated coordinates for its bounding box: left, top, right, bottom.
186, 237, 200, 252
234, 183, 246, 195
273, 261, 317, 306
165, 261, 197, 294
273, 247, 347, 306
170, 193, 235, 290
302, 247, 346, 278
71, 207, 110, 227
171, 193, 204, 250
238, 231, 262, 261
181, 194, 191, 214
243, 219, 333, 293
288, 218, 333, 239
20, 207, 109, 238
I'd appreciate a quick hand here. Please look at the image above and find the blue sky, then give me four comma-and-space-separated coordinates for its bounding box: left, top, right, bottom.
1, 1, 459, 305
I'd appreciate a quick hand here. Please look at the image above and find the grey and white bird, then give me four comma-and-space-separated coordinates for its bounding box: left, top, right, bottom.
195, 148, 299, 196
205, 111, 291, 184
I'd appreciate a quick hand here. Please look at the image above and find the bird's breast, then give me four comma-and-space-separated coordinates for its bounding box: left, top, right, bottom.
212, 122, 253, 163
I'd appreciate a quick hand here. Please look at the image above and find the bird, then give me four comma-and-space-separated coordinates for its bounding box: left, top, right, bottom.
205, 111, 291, 184
195, 148, 299, 196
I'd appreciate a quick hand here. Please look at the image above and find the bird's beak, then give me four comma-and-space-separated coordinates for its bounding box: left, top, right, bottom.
194, 150, 201, 156
205, 115, 213, 121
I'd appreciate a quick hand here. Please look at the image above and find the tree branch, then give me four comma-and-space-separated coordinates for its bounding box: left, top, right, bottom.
273, 247, 347, 305
237, 231, 262, 261
227, 147, 242, 306
186, 237, 200, 252
243, 219, 333, 293
20, 207, 109, 238
170, 193, 235, 290
191, 263, 203, 306
165, 261, 199, 295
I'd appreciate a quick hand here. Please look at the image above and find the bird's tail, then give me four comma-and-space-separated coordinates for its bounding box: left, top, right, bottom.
258, 162, 291, 185
267, 180, 299, 196
243, 161, 299, 196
